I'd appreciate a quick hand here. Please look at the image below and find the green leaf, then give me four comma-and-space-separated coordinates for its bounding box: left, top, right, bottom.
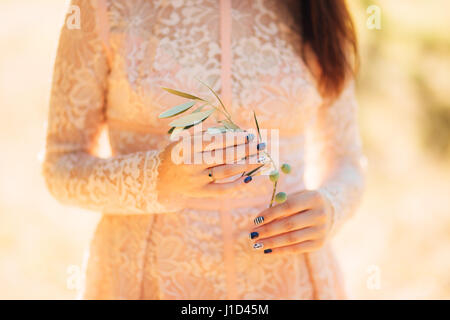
207, 126, 227, 134
253, 111, 261, 139
168, 123, 196, 136
166, 103, 210, 135
192, 103, 207, 113
169, 109, 215, 127
170, 127, 186, 140
219, 119, 240, 130
158, 101, 196, 119
195, 78, 229, 116
161, 87, 206, 101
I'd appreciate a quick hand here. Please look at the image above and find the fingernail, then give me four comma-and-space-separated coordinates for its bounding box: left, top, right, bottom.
244, 176, 252, 183
253, 242, 264, 250
249, 232, 259, 239
246, 133, 255, 142
264, 249, 272, 254
254, 216, 264, 225
257, 142, 266, 151
257, 155, 267, 163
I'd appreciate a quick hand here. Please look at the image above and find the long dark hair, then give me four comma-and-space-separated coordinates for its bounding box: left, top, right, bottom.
287, 0, 358, 97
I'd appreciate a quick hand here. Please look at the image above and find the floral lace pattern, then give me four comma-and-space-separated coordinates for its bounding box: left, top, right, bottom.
42, 0, 365, 299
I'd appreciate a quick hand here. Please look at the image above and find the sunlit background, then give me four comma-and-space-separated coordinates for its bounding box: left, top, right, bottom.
0, 0, 449, 299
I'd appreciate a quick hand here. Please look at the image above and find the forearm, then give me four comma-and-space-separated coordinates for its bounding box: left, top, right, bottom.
317, 158, 365, 235
309, 80, 366, 235
42, 149, 178, 214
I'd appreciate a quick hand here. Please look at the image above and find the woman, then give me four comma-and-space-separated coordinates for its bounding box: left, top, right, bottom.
43, 0, 365, 299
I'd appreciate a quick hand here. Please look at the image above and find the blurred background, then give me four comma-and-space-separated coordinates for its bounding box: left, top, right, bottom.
0, 0, 449, 299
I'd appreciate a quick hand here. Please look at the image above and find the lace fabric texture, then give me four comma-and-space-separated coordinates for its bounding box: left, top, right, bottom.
42, 0, 365, 299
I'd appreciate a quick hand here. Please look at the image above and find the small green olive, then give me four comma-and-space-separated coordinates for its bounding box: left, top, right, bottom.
269, 170, 279, 182
275, 192, 287, 203
281, 163, 291, 174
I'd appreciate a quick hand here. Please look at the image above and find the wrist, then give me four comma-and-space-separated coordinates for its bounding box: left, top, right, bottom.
150, 149, 183, 213
316, 187, 338, 237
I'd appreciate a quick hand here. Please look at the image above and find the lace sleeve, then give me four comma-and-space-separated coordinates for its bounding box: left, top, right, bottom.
42, 0, 175, 214
308, 80, 366, 235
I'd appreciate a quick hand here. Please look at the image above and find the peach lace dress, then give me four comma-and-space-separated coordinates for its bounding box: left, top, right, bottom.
42, 0, 365, 299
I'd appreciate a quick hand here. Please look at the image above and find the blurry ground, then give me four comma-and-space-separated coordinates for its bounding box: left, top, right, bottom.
0, 0, 449, 299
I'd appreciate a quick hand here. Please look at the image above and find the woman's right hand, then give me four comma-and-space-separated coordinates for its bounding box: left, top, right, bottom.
156, 130, 264, 205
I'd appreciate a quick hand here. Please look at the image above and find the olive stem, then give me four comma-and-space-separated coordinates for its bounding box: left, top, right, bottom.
269, 180, 278, 208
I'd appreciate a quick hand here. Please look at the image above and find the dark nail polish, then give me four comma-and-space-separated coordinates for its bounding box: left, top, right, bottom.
246, 133, 255, 142
244, 176, 252, 183
257, 142, 266, 151
249, 231, 259, 239
254, 216, 264, 225
264, 249, 272, 254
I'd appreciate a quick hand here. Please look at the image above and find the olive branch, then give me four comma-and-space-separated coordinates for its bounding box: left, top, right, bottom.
158, 80, 291, 207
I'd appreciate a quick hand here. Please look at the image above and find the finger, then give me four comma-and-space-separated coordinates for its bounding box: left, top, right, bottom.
252, 190, 319, 226
200, 174, 265, 196
235, 151, 268, 165
179, 140, 263, 167
201, 140, 262, 165
251, 226, 325, 251
191, 131, 255, 153
250, 209, 322, 239
205, 163, 262, 180
262, 240, 323, 255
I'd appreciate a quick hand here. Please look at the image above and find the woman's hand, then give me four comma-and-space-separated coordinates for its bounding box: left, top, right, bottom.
157, 130, 264, 206
249, 190, 334, 255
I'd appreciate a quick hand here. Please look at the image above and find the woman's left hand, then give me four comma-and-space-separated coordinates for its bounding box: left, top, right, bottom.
249, 190, 333, 255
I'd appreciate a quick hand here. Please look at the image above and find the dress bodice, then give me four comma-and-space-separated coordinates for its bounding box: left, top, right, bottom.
105, 0, 321, 137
